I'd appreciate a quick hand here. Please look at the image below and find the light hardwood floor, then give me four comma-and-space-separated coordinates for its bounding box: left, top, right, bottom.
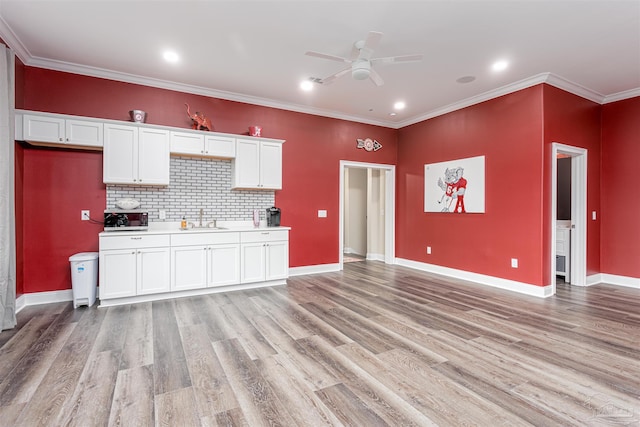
1, 261, 639, 426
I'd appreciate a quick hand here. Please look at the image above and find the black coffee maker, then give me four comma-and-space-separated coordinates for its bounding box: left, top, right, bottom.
266, 207, 281, 227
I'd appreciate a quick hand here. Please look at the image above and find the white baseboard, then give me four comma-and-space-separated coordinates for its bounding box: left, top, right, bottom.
395, 258, 553, 298
289, 263, 340, 276
15, 289, 73, 313
586, 274, 602, 286
366, 252, 385, 261
598, 273, 640, 289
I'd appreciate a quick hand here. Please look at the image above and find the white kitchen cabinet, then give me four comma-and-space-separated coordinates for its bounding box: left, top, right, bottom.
171, 245, 208, 291
171, 131, 236, 158
21, 113, 103, 148
232, 138, 283, 189
99, 234, 171, 300
103, 124, 170, 185
171, 232, 240, 291
240, 229, 289, 283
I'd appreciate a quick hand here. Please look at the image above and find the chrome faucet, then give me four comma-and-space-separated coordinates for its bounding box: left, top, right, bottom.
198, 208, 204, 228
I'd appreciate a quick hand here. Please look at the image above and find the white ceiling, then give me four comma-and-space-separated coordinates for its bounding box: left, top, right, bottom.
1, 0, 639, 128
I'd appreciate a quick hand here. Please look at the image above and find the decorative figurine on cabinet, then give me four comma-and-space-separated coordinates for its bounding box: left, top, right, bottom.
185, 103, 213, 131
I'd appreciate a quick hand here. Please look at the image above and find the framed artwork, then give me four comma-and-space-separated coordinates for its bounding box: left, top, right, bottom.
424, 155, 485, 213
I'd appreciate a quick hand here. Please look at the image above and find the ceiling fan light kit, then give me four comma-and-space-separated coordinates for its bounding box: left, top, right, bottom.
352, 61, 370, 80
306, 31, 423, 87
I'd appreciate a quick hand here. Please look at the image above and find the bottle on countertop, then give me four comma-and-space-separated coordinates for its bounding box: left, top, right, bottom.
253, 209, 260, 227
180, 216, 187, 230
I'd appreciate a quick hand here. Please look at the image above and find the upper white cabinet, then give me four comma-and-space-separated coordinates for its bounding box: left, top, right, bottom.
103, 124, 170, 185
232, 138, 283, 190
171, 131, 236, 158
21, 113, 103, 148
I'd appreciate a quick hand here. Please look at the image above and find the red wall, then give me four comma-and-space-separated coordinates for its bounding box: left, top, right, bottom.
20, 148, 105, 293
397, 86, 546, 286
542, 85, 602, 278
19, 67, 397, 293
601, 97, 640, 278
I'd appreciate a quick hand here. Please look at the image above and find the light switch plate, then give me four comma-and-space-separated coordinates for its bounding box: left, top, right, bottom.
511, 258, 518, 268
318, 210, 327, 218
81, 210, 90, 221
427, 246, 431, 254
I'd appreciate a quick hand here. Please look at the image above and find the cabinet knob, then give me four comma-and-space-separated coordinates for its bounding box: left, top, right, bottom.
131, 251, 135, 254
66, 138, 69, 142
59, 138, 63, 142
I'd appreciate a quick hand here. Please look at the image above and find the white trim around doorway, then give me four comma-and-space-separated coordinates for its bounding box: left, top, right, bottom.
551, 143, 588, 294
339, 160, 396, 270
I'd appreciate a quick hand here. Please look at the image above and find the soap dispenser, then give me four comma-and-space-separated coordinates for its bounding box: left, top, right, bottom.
180, 216, 187, 230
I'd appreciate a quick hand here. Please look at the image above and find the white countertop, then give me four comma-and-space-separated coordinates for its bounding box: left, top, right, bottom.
100, 220, 290, 237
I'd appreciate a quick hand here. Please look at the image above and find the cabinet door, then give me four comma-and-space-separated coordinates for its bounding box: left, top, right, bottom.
170, 131, 205, 156
240, 242, 266, 283
99, 249, 137, 299
104, 124, 138, 184
171, 245, 208, 291
233, 138, 260, 188
208, 244, 240, 287
65, 119, 103, 147
137, 247, 171, 295
138, 128, 170, 185
265, 240, 289, 281
205, 135, 235, 158
23, 114, 65, 143
260, 141, 283, 189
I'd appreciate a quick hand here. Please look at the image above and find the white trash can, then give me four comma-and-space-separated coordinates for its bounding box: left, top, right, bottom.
69, 252, 99, 308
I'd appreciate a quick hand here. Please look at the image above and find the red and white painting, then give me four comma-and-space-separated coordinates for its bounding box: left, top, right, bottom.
424, 155, 485, 213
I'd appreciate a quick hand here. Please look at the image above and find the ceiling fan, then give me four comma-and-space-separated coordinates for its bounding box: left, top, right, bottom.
305, 31, 423, 86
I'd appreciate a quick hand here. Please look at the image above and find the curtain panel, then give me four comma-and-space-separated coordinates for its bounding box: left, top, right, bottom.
0, 44, 17, 331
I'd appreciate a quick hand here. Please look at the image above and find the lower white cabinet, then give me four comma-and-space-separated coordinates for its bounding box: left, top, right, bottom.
170, 232, 241, 291
99, 228, 288, 305
240, 230, 289, 283
99, 234, 170, 299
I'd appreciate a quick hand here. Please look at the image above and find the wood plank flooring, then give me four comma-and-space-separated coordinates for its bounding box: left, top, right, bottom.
1, 261, 639, 426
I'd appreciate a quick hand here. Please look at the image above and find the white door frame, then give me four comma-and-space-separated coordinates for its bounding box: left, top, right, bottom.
339, 160, 396, 269
551, 143, 587, 293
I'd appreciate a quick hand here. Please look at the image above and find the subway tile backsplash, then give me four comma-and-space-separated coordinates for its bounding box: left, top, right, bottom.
106, 156, 275, 222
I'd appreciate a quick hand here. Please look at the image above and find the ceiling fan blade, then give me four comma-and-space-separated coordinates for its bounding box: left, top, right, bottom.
371, 54, 424, 65
369, 68, 384, 86
321, 66, 352, 85
305, 51, 351, 63
363, 31, 383, 51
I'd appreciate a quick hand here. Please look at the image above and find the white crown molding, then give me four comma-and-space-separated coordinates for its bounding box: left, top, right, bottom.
544, 73, 605, 103
0, 15, 30, 63
396, 73, 551, 128
4, 26, 637, 129
25, 55, 395, 129
603, 87, 640, 104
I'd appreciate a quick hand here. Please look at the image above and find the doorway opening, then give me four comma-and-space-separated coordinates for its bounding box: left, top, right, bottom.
551, 143, 587, 294
339, 161, 395, 270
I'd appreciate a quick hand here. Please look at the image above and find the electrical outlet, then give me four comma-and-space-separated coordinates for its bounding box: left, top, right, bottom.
318, 210, 327, 218
592, 211, 597, 220
81, 210, 90, 221
427, 246, 431, 254
159, 210, 166, 220
511, 258, 518, 268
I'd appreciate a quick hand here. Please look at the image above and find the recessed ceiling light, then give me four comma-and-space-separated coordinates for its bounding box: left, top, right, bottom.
492, 60, 509, 72
389, 112, 397, 116
456, 75, 476, 84
300, 80, 314, 91
394, 101, 406, 110
163, 51, 179, 63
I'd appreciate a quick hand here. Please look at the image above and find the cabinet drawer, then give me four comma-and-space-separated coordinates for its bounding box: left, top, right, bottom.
100, 234, 170, 250
171, 232, 240, 246
240, 229, 288, 243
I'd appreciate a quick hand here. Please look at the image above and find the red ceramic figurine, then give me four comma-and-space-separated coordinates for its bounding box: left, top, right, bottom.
185, 103, 213, 131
